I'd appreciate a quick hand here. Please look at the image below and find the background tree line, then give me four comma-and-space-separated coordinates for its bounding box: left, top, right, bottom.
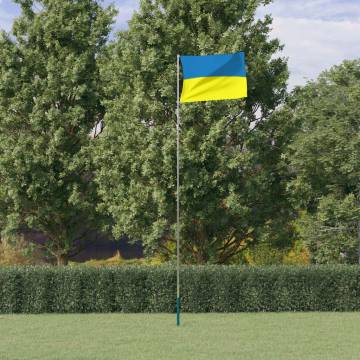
0, 0, 359, 265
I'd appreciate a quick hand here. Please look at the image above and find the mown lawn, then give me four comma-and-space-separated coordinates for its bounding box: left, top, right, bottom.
0, 313, 359, 360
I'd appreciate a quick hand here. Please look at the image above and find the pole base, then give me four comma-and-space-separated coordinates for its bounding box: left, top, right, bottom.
176, 297, 181, 326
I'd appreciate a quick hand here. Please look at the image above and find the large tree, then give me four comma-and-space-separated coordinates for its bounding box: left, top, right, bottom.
94, 0, 291, 263
0, 0, 114, 264
286, 60, 360, 264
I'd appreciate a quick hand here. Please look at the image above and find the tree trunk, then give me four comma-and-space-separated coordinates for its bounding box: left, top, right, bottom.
56, 254, 69, 266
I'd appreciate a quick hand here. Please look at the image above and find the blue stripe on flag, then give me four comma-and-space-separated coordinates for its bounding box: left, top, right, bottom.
180, 52, 246, 79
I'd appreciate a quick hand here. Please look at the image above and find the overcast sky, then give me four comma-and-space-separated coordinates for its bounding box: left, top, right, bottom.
1, 0, 360, 88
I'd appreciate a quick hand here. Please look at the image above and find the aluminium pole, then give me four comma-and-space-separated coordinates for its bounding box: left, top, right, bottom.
176, 54, 181, 326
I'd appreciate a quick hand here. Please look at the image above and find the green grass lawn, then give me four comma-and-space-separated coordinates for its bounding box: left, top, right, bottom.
0, 313, 359, 360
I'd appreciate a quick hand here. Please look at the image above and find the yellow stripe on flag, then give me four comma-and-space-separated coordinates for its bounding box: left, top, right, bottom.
180, 76, 247, 103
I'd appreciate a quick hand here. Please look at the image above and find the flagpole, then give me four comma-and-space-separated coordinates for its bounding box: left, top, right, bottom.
176, 54, 181, 326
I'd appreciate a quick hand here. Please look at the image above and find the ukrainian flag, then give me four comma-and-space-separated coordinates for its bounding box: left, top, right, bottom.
180, 52, 247, 103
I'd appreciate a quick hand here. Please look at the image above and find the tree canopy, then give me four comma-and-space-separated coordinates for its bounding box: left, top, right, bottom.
94, 0, 291, 263
0, 0, 114, 264
1, 0, 358, 266
285, 60, 360, 264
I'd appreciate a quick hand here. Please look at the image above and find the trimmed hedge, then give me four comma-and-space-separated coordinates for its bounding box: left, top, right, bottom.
1, 265, 360, 313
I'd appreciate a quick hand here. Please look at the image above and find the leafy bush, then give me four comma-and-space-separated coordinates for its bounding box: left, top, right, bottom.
243, 243, 286, 265
282, 240, 310, 265
0, 236, 43, 265
75, 251, 163, 267
241, 240, 310, 266
1, 265, 360, 313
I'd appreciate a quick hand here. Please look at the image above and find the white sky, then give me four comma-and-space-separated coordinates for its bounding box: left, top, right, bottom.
257, 0, 360, 88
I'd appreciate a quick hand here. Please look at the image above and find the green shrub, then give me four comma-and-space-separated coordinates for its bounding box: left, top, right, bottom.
1, 265, 360, 313
146, 266, 176, 313
0, 267, 23, 313
0, 236, 43, 265
113, 267, 148, 312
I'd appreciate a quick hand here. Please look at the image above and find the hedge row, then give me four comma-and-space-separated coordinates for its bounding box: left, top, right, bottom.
1, 265, 360, 313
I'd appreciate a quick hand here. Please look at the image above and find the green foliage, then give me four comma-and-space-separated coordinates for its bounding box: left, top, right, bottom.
282, 240, 310, 265
0, 0, 115, 264
71, 250, 164, 267
94, 0, 291, 263
1, 265, 360, 313
0, 235, 42, 265
243, 242, 286, 265
235, 238, 309, 265
285, 60, 360, 263
296, 195, 360, 264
